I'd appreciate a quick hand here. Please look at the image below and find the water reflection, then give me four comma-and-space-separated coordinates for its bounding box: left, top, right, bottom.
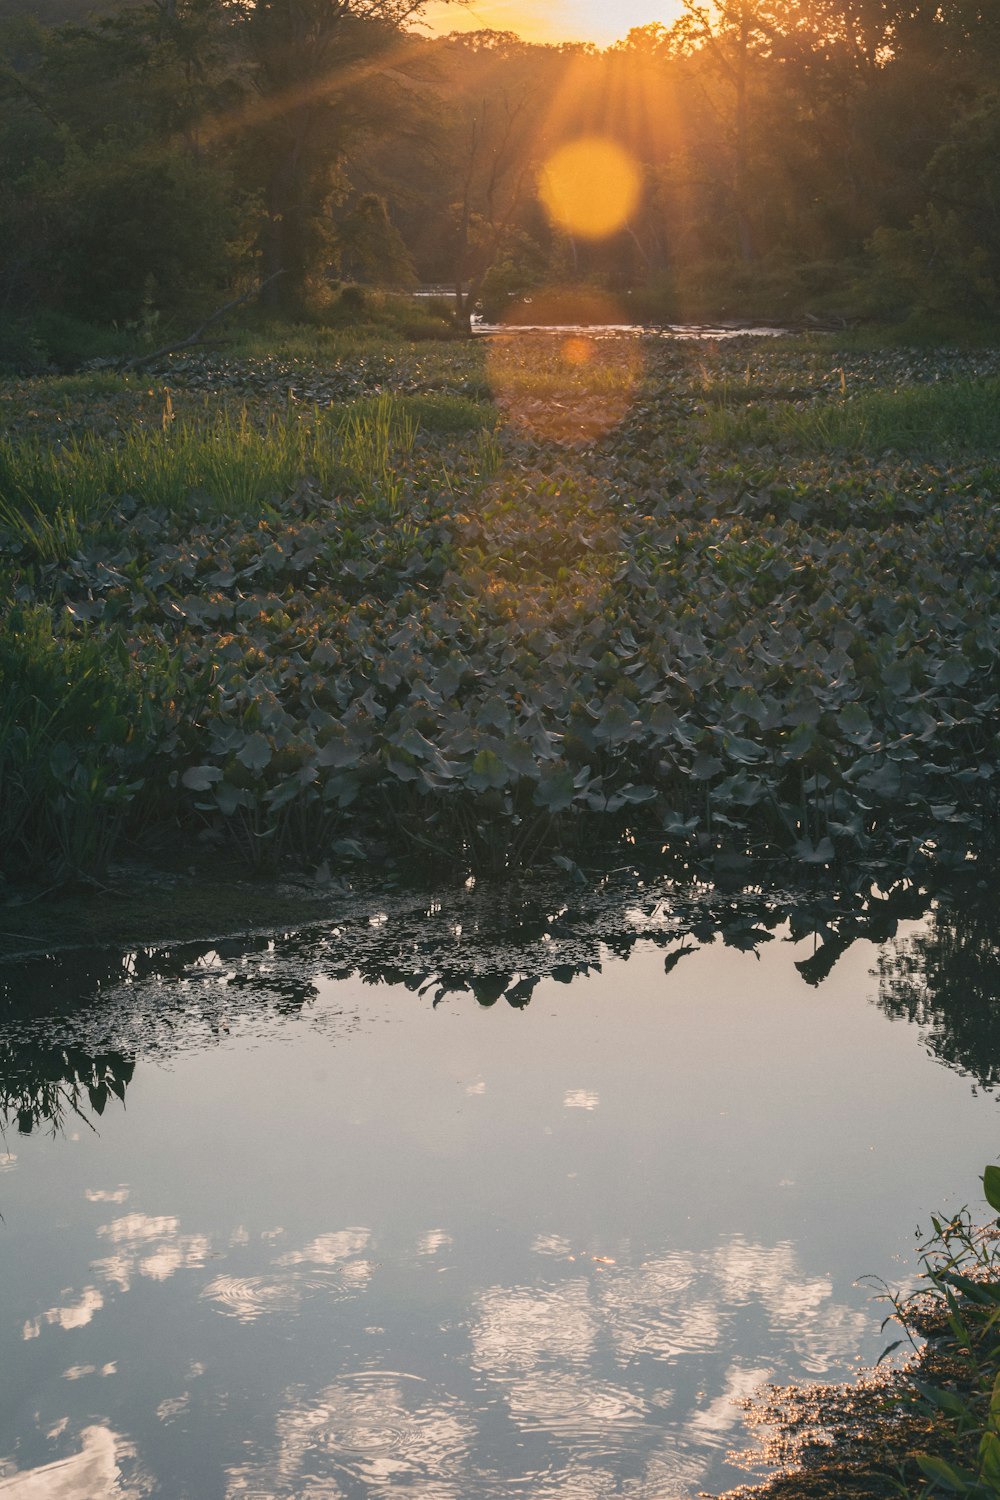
0, 870, 932, 1038
878, 893, 1000, 1090
0, 1425, 146, 1499
3, 875, 997, 1142
228, 1375, 475, 1500
0, 1041, 133, 1137
2, 871, 1000, 1499
95, 1213, 211, 1289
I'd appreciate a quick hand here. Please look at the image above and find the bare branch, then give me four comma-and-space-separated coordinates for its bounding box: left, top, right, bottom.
116, 272, 287, 371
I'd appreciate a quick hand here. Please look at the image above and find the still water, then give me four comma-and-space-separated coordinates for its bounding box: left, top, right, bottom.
1, 881, 997, 1499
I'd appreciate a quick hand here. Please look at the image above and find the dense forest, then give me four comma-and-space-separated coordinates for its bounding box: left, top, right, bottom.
1, 0, 999, 362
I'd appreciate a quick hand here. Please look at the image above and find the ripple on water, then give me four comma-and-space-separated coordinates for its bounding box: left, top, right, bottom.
470, 1282, 598, 1373
506, 1370, 649, 1445
598, 1253, 726, 1363
273, 1374, 473, 1496
200, 1274, 305, 1322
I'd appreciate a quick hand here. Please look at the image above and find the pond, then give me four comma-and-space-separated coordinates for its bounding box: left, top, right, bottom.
1, 878, 998, 1499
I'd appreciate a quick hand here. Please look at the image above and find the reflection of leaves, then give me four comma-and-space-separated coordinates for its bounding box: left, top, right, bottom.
723, 925, 775, 953
878, 896, 1000, 1091
1, 1043, 134, 1137
4, 866, 987, 1131
663, 943, 696, 975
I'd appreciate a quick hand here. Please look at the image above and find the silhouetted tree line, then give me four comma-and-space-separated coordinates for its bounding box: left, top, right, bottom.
1, 0, 998, 346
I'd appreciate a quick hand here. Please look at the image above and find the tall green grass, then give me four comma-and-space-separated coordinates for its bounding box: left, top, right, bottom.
705, 375, 1000, 454
0, 393, 421, 552
0, 606, 180, 877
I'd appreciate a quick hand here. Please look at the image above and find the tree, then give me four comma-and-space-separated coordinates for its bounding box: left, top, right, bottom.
234, 0, 449, 314
663, 0, 784, 263
0, 0, 247, 326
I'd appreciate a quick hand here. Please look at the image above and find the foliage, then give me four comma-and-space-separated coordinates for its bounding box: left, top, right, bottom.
703, 376, 1000, 454
4, 0, 1000, 336
0, 605, 180, 877
3, 333, 1000, 880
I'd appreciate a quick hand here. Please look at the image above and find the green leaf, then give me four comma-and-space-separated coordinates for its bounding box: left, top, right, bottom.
915, 1454, 971, 1492
237, 731, 273, 774
984, 1164, 1000, 1214
618, 783, 657, 804
468, 748, 508, 791
838, 702, 873, 739
534, 766, 577, 813
182, 764, 223, 792
214, 781, 249, 816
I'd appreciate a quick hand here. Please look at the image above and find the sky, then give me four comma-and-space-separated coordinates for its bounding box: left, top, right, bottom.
418, 0, 686, 47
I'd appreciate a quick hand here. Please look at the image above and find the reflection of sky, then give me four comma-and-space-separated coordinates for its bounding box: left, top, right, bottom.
3, 930, 997, 1498
0, 1425, 143, 1499
93, 1213, 211, 1291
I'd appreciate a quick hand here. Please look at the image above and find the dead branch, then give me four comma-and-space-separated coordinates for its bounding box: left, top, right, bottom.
116, 271, 287, 371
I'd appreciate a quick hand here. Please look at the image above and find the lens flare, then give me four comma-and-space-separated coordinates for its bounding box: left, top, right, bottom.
560, 336, 594, 367
538, 137, 641, 241
486, 289, 643, 446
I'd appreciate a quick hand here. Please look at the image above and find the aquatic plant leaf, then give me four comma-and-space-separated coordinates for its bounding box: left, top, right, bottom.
794, 837, 835, 864
721, 733, 766, 764
237, 732, 273, 773
534, 767, 577, 813
468, 748, 508, 791
181, 765, 223, 791
500, 737, 538, 777
617, 783, 656, 803
838, 702, 873, 739
316, 734, 358, 769
934, 656, 972, 688
213, 781, 249, 816
983, 1164, 1000, 1214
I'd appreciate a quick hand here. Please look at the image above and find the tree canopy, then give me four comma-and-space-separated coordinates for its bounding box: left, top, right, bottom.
1, 0, 998, 343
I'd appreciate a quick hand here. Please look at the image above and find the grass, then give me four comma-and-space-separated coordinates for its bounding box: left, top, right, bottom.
704, 375, 1000, 454
0, 392, 436, 537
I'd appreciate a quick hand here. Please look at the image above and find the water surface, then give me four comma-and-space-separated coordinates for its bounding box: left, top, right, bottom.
1, 884, 997, 1499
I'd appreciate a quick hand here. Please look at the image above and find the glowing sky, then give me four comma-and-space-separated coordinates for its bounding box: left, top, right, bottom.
419, 0, 685, 47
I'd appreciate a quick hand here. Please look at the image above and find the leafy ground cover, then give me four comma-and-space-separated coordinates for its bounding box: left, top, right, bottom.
2, 330, 1000, 884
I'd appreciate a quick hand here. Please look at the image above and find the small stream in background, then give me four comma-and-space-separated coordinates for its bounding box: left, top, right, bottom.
1, 876, 998, 1498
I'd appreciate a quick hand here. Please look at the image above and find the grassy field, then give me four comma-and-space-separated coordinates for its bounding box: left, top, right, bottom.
2, 325, 1000, 883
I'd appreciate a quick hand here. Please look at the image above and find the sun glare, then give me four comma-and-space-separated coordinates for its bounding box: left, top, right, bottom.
486, 290, 643, 444
537, 137, 641, 241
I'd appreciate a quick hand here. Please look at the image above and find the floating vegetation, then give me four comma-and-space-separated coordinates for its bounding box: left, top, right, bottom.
2, 334, 1000, 881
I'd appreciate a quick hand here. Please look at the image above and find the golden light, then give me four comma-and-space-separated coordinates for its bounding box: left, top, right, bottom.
560, 336, 594, 367
486, 288, 643, 445
537, 136, 641, 241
